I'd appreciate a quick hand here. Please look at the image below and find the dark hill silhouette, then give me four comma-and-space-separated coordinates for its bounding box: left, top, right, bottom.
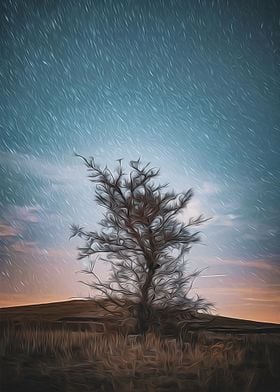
1, 299, 279, 334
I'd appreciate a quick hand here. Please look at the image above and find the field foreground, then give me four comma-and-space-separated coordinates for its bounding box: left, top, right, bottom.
1, 300, 280, 391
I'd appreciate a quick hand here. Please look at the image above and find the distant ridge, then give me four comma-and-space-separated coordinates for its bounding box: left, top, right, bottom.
1, 299, 280, 333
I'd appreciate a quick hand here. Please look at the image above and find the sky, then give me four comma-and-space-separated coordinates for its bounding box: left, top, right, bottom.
0, 0, 279, 323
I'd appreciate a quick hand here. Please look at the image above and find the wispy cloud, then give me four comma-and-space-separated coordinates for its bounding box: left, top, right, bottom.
0, 242, 87, 305
206, 257, 280, 273
0, 150, 85, 185
12, 206, 42, 223
198, 181, 221, 195
210, 213, 242, 227
196, 284, 280, 323
200, 274, 228, 278
0, 224, 20, 237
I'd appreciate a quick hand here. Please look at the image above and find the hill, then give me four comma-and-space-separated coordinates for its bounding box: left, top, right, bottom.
1, 299, 280, 333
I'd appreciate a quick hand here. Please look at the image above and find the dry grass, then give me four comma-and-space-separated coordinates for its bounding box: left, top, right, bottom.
1, 321, 280, 391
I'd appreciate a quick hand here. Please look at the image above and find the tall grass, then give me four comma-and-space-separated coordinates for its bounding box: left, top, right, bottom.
1, 321, 279, 391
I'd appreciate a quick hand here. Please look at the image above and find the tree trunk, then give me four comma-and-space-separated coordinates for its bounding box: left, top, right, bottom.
137, 268, 154, 334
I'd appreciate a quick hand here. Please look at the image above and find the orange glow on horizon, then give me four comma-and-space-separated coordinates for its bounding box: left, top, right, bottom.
1, 296, 279, 324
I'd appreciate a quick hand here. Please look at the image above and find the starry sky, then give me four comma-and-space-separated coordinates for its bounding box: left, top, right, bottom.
0, 0, 279, 322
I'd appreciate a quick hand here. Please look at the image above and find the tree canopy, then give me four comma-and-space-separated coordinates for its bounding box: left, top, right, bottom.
71, 156, 212, 333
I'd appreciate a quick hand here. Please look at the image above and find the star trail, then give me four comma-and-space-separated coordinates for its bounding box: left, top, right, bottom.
0, 0, 279, 322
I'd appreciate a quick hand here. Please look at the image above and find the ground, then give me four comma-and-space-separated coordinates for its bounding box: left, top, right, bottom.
1, 300, 280, 392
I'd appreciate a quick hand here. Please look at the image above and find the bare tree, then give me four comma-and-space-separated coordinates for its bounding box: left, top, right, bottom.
71, 156, 212, 333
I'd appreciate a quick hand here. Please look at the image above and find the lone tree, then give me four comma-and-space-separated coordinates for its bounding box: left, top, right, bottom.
71, 156, 211, 333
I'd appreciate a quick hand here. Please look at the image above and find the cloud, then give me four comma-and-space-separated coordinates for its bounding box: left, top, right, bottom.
0, 205, 42, 239
211, 213, 244, 227
192, 256, 280, 292
207, 256, 280, 273
12, 206, 41, 223
182, 198, 204, 218
0, 150, 96, 232
200, 274, 228, 278
199, 181, 221, 195
244, 297, 278, 303
0, 150, 85, 185
190, 254, 280, 322
0, 224, 20, 237
10, 241, 47, 255
0, 242, 87, 305
196, 283, 280, 323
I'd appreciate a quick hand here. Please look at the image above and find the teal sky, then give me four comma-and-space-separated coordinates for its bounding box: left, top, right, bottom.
0, 0, 279, 322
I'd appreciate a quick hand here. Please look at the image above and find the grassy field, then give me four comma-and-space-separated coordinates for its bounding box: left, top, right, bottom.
1, 300, 280, 391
